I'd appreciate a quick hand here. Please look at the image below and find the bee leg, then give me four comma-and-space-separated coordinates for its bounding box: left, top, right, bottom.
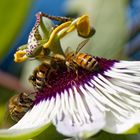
45, 67, 56, 88
66, 62, 79, 80
75, 69, 79, 81
45, 82, 52, 88
71, 64, 79, 81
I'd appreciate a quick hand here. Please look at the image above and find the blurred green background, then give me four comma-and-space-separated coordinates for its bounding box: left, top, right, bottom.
0, 0, 140, 140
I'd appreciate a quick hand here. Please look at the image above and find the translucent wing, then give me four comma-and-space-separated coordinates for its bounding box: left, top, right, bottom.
65, 46, 74, 56
76, 39, 90, 54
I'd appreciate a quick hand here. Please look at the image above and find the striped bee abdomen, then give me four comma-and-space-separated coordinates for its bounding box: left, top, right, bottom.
29, 63, 51, 90
76, 53, 98, 71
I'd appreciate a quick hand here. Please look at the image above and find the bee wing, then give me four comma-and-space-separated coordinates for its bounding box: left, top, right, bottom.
76, 39, 90, 54
65, 46, 73, 56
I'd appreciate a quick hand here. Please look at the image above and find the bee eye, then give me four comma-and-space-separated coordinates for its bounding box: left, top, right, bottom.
29, 76, 36, 81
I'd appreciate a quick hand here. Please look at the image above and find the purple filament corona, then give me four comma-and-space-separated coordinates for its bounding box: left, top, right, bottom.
34, 57, 118, 104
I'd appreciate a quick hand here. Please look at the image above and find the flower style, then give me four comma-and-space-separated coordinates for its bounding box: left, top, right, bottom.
14, 12, 95, 63
1, 57, 140, 139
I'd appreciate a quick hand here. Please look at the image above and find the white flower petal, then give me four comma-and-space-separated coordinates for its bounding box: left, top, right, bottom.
54, 111, 105, 138
104, 111, 140, 133
101, 61, 140, 133
0, 101, 51, 139
52, 87, 106, 138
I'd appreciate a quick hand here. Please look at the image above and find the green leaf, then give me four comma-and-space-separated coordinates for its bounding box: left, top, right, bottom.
90, 131, 140, 140
124, 124, 140, 134
0, 0, 33, 58
35, 125, 65, 140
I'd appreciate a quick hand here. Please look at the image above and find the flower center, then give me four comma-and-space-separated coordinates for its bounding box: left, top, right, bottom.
34, 57, 117, 104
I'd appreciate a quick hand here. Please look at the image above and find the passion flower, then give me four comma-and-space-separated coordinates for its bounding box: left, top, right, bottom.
1, 57, 140, 139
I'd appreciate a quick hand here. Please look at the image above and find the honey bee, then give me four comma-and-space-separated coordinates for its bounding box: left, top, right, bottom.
29, 39, 97, 90
29, 39, 98, 90
29, 56, 66, 90
65, 39, 98, 71
8, 92, 36, 122
29, 63, 51, 90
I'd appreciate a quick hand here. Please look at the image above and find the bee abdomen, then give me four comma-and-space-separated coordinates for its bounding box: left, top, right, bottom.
36, 71, 45, 81
35, 71, 46, 90
30, 63, 49, 90
76, 53, 98, 71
